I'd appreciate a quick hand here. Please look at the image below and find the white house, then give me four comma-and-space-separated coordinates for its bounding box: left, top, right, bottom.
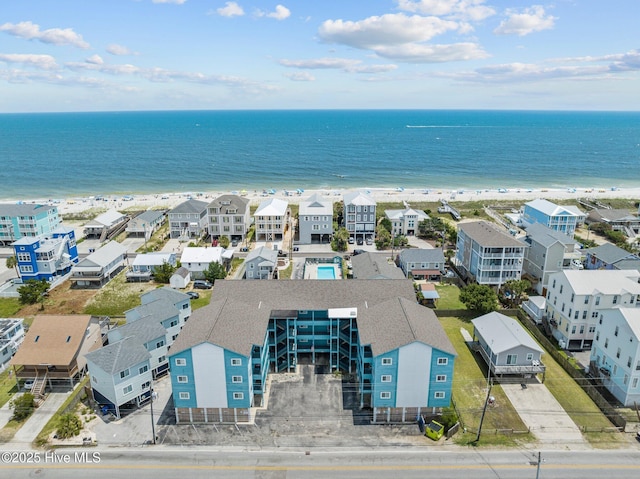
126, 252, 176, 282
180, 246, 232, 279
545, 270, 640, 350
522, 296, 546, 325
590, 308, 640, 406
83, 210, 128, 241
254, 198, 289, 242
0, 318, 25, 371
126, 210, 166, 240
170, 266, 191, 289
70, 241, 127, 288
385, 208, 429, 237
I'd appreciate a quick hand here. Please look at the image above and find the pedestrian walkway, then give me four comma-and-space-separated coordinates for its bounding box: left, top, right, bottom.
0, 392, 19, 429
6, 392, 71, 449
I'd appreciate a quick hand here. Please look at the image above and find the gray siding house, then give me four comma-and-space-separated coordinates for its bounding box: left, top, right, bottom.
396, 248, 445, 280
168, 199, 209, 240
207, 194, 251, 242
343, 191, 376, 242
126, 210, 166, 240
70, 241, 127, 288
244, 246, 278, 279
298, 194, 333, 244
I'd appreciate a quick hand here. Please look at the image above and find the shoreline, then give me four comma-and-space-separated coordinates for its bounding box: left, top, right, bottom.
3, 185, 637, 217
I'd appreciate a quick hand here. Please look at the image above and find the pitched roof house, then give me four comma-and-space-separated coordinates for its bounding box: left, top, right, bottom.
70, 241, 127, 288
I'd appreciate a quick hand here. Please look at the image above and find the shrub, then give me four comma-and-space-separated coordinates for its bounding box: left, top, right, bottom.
56, 413, 83, 439
9, 393, 35, 421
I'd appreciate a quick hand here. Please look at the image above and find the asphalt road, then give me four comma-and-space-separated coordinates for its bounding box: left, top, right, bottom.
1, 448, 640, 478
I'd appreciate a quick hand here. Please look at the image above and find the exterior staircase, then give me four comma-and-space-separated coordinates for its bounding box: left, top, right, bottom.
32, 373, 47, 406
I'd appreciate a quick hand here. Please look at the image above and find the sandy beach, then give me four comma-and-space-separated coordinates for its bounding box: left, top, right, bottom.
31, 185, 637, 216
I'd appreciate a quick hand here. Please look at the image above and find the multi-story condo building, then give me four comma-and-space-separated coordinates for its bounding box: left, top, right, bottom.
455, 221, 525, 288
254, 198, 289, 242
520, 223, 582, 295
521, 199, 583, 237
12, 227, 79, 283
168, 199, 209, 239
385, 207, 429, 237
545, 270, 640, 350
590, 308, 640, 406
0, 203, 61, 245
168, 280, 455, 425
343, 192, 376, 242
207, 194, 251, 243
0, 318, 25, 371
298, 194, 333, 244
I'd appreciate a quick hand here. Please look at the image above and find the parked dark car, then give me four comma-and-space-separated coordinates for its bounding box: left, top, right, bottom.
187, 291, 200, 299
356, 237, 364, 245
353, 249, 366, 256
193, 280, 213, 289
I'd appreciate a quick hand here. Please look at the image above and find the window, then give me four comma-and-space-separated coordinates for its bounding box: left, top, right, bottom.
552, 279, 556, 288
506, 354, 518, 365
596, 332, 600, 341
570, 293, 574, 302
17, 253, 31, 262
571, 326, 576, 334
175, 358, 186, 366
579, 325, 584, 334
434, 391, 445, 399
613, 295, 618, 305
380, 392, 391, 399
559, 285, 563, 294
628, 357, 632, 368
589, 326, 596, 333
381, 375, 392, 382
526, 353, 533, 361
120, 369, 130, 379
615, 326, 619, 337
437, 357, 448, 365
169, 319, 178, 328
616, 348, 621, 359
122, 385, 133, 394
177, 375, 188, 383
636, 360, 640, 371
583, 311, 587, 319
381, 358, 392, 366
633, 378, 639, 388
155, 340, 165, 349
139, 365, 149, 375
232, 376, 243, 383
604, 338, 609, 348
179, 392, 190, 400
595, 296, 600, 306
436, 375, 446, 382
584, 296, 589, 305
231, 358, 242, 366
158, 355, 166, 363
574, 311, 579, 319
233, 392, 244, 400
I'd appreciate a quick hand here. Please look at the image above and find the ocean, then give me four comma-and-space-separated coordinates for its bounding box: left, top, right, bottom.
0, 110, 639, 200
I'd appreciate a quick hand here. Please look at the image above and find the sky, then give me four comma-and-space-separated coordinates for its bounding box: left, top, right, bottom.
1, 0, 639, 112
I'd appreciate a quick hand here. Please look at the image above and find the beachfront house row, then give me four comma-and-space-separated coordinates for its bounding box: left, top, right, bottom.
0, 203, 61, 245
12, 227, 79, 284
520, 223, 582, 295
126, 210, 167, 240
545, 270, 640, 350
343, 192, 376, 242
583, 243, 640, 272
168, 280, 455, 425
254, 198, 290, 242
471, 312, 545, 381
70, 241, 127, 288
589, 308, 640, 406
126, 252, 177, 282
244, 246, 278, 280
85, 337, 153, 419
385, 207, 429, 237
83, 210, 128, 242
170, 266, 191, 289
521, 199, 583, 237
455, 221, 525, 289
298, 194, 333, 245
10, 315, 103, 395
207, 194, 251, 243
396, 249, 446, 280
180, 246, 233, 279
0, 318, 25, 371
168, 199, 209, 240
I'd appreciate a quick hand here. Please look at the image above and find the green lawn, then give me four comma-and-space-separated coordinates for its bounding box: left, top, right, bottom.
83, 273, 153, 316
0, 298, 22, 317
435, 284, 466, 309
0, 369, 20, 409
439, 315, 532, 446
190, 289, 212, 310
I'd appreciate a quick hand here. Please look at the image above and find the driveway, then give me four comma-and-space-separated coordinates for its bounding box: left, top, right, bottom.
6, 392, 71, 449
501, 383, 587, 447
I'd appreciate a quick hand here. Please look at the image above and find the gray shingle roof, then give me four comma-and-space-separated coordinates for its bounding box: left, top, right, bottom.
472, 312, 542, 354
207, 194, 250, 214
143, 286, 190, 304
459, 221, 523, 247
85, 336, 150, 374
110, 315, 167, 345
172, 266, 190, 279
523, 223, 577, 248
0, 203, 58, 216
246, 246, 278, 263
584, 242, 638, 265
130, 298, 179, 322
169, 279, 455, 358
169, 199, 208, 215
397, 248, 445, 264
136, 210, 166, 223
351, 253, 405, 280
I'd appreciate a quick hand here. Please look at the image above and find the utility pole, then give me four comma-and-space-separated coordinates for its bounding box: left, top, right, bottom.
475, 378, 492, 443
535, 451, 542, 479
150, 381, 156, 445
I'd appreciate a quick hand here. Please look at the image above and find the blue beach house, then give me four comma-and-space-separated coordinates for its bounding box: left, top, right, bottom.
522, 199, 583, 237
12, 227, 79, 283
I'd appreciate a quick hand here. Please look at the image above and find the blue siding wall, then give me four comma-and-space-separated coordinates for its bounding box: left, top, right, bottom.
427, 350, 455, 408
170, 350, 196, 408
372, 350, 399, 408
225, 350, 251, 408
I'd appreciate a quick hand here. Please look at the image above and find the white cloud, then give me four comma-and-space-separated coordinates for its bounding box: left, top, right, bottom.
86, 54, 104, 65
279, 57, 397, 74
0, 53, 58, 70
0, 21, 90, 49
106, 44, 134, 56
267, 5, 291, 20
397, 0, 496, 21
494, 5, 556, 36
375, 42, 488, 62
152, 0, 188, 4
318, 14, 459, 49
284, 71, 315, 81
217, 1, 245, 17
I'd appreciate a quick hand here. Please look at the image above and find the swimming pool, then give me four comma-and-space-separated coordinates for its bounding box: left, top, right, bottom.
317, 265, 337, 280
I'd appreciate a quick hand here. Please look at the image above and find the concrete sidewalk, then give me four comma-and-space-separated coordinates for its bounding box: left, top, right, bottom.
502, 383, 587, 447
